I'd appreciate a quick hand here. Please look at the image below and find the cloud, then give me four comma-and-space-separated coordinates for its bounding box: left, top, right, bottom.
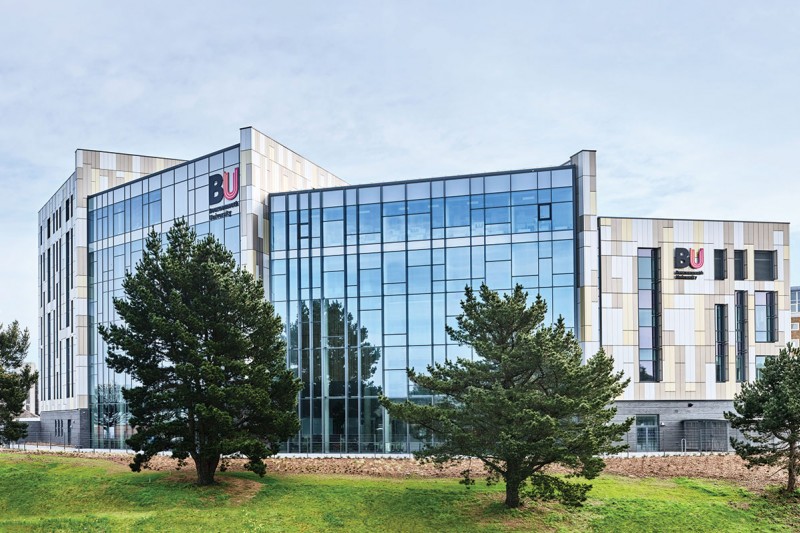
1, 1, 800, 363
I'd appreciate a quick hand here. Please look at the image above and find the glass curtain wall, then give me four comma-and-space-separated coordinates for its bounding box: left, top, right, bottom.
87, 146, 241, 448
269, 167, 577, 453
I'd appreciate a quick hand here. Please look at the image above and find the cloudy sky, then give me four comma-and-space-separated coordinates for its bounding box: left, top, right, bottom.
1, 1, 798, 361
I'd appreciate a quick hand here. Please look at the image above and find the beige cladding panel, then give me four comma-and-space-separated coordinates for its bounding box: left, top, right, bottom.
599, 217, 790, 403
38, 149, 185, 412
238, 127, 348, 281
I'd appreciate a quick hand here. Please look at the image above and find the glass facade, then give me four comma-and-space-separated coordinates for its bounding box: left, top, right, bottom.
87, 146, 241, 448
269, 167, 577, 453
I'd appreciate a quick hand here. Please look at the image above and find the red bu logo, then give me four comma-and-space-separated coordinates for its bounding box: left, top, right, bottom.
674, 247, 704, 269
209, 167, 239, 205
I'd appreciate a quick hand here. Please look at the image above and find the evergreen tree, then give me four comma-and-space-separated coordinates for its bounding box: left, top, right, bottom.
725, 344, 800, 493
0, 321, 37, 444
382, 284, 631, 508
99, 220, 300, 485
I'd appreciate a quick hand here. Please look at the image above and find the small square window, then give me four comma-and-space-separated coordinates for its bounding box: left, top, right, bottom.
792, 322, 799, 331
538, 203, 551, 220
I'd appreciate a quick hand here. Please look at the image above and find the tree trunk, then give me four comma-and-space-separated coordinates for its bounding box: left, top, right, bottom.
505, 474, 522, 508
194, 455, 220, 486
789, 441, 797, 493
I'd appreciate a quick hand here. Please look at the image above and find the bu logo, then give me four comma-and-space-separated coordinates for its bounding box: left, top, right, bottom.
209, 167, 239, 205
674, 247, 704, 269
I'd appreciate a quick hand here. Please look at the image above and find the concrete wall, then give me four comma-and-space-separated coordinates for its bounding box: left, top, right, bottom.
32, 409, 90, 448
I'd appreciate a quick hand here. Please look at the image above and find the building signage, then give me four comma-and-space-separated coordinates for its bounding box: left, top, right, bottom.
209, 167, 240, 220
674, 247, 704, 280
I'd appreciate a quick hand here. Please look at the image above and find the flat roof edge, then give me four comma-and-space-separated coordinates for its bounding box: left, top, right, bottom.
599, 215, 790, 226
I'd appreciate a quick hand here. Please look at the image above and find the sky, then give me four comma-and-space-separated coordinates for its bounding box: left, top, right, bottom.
1, 1, 799, 362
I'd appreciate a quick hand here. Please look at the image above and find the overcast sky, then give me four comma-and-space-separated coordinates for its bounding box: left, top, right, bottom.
2, 1, 798, 362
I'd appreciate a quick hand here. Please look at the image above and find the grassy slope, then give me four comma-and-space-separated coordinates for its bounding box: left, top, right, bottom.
1, 453, 799, 532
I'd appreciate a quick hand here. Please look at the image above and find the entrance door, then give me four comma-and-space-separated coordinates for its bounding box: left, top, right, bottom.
636, 415, 660, 452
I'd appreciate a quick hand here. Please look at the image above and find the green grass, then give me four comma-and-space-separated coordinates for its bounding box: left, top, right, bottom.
1, 453, 799, 532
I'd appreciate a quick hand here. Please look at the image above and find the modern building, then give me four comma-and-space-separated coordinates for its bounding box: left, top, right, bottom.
37, 128, 346, 447
600, 218, 790, 451
37, 129, 790, 452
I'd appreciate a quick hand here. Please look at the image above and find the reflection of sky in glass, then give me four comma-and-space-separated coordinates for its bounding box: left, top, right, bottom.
87, 147, 241, 449
269, 167, 577, 453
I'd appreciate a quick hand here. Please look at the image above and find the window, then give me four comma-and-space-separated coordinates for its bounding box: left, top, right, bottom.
538, 203, 551, 220
734, 250, 746, 280
755, 291, 777, 343
792, 322, 799, 331
735, 291, 748, 382
754, 250, 776, 281
637, 248, 661, 382
715, 304, 728, 382
65, 198, 71, 221
714, 249, 726, 280
792, 289, 800, 313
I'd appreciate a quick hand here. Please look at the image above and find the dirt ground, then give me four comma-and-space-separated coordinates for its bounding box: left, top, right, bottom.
3, 449, 786, 493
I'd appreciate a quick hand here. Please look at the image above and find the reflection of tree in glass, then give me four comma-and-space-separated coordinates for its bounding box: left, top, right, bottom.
288, 300, 382, 436
289, 300, 381, 391
94, 383, 126, 439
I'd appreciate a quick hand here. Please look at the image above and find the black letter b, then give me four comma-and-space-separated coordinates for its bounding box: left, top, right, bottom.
209, 174, 224, 206
674, 248, 689, 269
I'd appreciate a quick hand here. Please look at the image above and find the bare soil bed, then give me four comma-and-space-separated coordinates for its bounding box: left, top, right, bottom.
3, 449, 786, 492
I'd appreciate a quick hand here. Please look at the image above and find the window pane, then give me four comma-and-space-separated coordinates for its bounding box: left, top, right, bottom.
407, 182, 430, 200
383, 252, 405, 284
512, 205, 536, 233
512, 243, 538, 276
446, 248, 470, 279
445, 178, 469, 196
445, 197, 470, 227
408, 294, 432, 345
552, 240, 574, 274
552, 202, 573, 231
486, 261, 511, 290
484, 174, 510, 193
323, 220, 344, 246
383, 216, 405, 242
359, 204, 381, 234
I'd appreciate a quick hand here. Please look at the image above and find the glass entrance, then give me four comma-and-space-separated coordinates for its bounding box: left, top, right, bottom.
636, 415, 660, 452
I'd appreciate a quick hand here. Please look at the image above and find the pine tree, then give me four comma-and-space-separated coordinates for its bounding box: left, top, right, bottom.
381, 284, 631, 508
0, 321, 37, 444
725, 344, 800, 493
99, 220, 300, 485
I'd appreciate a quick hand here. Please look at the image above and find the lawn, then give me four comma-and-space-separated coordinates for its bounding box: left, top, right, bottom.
0, 452, 798, 532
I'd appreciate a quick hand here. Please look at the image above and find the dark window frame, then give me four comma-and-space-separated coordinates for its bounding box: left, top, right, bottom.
715, 304, 728, 382
755, 290, 778, 343
637, 248, 661, 383
735, 291, 748, 382
754, 250, 777, 281
714, 249, 727, 280
734, 249, 747, 280
538, 203, 551, 221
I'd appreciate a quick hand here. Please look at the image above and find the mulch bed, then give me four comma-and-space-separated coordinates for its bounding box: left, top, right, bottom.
2, 448, 785, 492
